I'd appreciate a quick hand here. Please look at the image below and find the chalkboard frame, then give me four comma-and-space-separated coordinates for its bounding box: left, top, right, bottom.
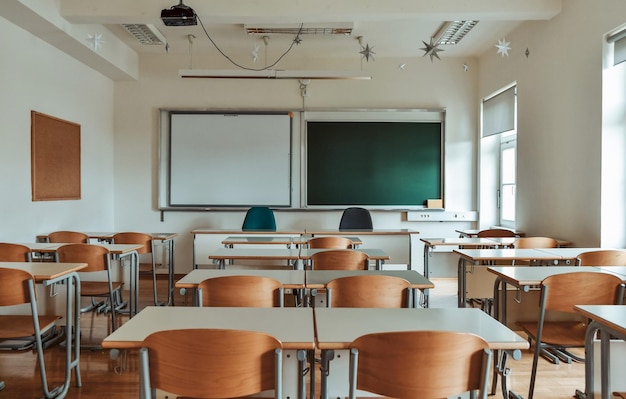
302, 110, 445, 210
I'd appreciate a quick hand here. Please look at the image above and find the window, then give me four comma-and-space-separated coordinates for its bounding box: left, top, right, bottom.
480, 84, 517, 228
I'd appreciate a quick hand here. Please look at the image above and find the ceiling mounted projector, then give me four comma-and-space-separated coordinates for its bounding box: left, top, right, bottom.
161, 1, 197, 26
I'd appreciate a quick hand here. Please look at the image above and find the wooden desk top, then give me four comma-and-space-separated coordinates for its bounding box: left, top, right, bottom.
208, 248, 301, 260
487, 266, 606, 287
176, 269, 306, 289
574, 305, 626, 336
0, 261, 87, 282
314, 307, 528, 351
305, 270, 433, 289
102, 307, 315, 350
454, 248, 563, 262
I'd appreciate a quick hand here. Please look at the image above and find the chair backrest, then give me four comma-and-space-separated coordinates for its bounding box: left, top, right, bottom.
349, 330, 491, 399
326, 275, 411, 308
56, 244, 110, 272
339, 207, 373, 230
242, 207, 276, 231
112, 232, 153, 254
310, 250, 369, 271
576, 250, 626, 266
308, 236, 353, 249
140, 328, 282, 399
513, 237, 559, 249
197, 275, 283, 307
0, 243, 32, 262
476, 228, 516, 238
541, 271, 624, 312
48, 231, 89, 243
0, 267, 36, 306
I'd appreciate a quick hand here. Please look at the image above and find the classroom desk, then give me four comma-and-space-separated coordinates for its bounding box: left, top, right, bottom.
175, 269, 306, 306
304, 270, 434, 308
574, 305, 626, 399
454, 248, 564, 307
299, 248, 390, 270
102, 306, 315, 399
306, 229, 418, 269
221, 236, 308, 248
38, 232, 179, 306
314, 307, 528, 399
0, 261, 86, 398
208, 248, 302, 270
536, 247, 615, 263
34, 243, 144, 317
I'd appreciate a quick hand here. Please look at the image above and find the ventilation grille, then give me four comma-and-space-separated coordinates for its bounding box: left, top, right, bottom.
244, 23, 353, 36
122, 24, 167, 45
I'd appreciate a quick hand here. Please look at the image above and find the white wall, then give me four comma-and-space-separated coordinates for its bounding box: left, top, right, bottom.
113, 52, 480, 273
0, 16, 116, 242
478, 0, 626, 247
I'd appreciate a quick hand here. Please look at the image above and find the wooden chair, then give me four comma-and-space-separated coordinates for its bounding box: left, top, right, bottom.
139, 328, 283, 399
326, 275, 412, 308
112, 232, 159, 305
0, 268, 61, 397
0, 243, 32, 261
348, 330, 492, 399
197, 275, 284, 307
477, 228, 516, 238
307, 236, 353, 249
576, 249, 626, 266
47, 231, 89, 243
513, 236, 559, 249
310, 250, 369, 271
516, 271, 625, 399
56, 244, 124, 334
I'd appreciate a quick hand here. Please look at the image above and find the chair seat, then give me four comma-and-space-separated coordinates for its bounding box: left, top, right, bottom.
82, 281, 123, 296
0, 315, 59, 340
517, 320, 588, 347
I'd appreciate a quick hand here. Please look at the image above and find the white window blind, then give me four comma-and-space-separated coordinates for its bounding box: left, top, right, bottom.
482, 86, 516, 137
613, 34, 626, 66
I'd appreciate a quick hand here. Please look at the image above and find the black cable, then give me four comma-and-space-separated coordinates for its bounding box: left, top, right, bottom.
197, 17, 303, 71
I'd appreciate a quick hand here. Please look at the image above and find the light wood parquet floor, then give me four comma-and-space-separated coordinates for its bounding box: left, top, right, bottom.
0, 277, 590, 399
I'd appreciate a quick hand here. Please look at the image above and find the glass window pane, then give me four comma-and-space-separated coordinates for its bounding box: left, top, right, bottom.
501, 147, 516, 184
501, 184, 516, 222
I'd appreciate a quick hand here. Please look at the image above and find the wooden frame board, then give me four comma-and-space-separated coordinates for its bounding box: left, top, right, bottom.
31, 111, 81, 201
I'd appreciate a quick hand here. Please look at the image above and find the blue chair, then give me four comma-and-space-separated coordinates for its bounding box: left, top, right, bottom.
242, 207, 276, 231
339, 207, 373, 230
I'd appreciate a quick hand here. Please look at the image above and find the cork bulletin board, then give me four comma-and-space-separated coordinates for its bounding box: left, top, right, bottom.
31, 111, 81, 201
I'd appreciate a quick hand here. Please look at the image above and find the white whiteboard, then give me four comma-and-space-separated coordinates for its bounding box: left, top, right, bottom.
168, 112, 292, 207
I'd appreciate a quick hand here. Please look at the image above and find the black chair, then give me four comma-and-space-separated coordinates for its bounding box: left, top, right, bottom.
242, 207, 276, 231
339, 207, 372, 230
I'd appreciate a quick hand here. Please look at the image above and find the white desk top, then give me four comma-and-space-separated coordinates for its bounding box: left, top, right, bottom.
208, 248, 301, 260
314, 307, 528, 351
193, 229, 305, 235
21, 242, 143, 254
175, 269, 306, 288
454, 248, 563, 262
0, 261, 87, 281
487, 266, 606, 286
574, 305, 626, 336
102, 307, 315, 350
300, 248, 389, 260
222, 236, 306, 245
535, 247, 613, 259
306, 229, 418, 235
421, 237, 503, 247
305, 270, 433, 289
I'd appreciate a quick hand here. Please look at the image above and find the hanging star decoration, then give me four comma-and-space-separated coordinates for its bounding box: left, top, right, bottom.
293, 36, 302, 45
495, 38, 511, 57
359, 43, 375, 62
86, 33, 104, 51
463, 62, 469, 72
525, 48, 530, 58
397, 63, 407, 71
420, 38, 444, 62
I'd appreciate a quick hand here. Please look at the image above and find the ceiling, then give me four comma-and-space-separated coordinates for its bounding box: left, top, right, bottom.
0, 0, 562, 80
64, 0, 562, 60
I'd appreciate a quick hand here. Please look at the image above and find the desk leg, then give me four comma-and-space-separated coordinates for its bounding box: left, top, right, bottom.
307, 349, 316, 399
423, 244, 432, 307
457, 258, 468, 308
167, 239, 175, 306
320, 349, 334, 399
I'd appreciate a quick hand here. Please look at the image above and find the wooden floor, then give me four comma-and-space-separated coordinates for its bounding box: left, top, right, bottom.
0, 277, 589, 399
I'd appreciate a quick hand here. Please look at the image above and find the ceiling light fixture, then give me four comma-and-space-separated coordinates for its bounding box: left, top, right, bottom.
178, 69, 371, 80
244, 23, 353, 36
121, 24, 167, 45
432, 21, 478, 45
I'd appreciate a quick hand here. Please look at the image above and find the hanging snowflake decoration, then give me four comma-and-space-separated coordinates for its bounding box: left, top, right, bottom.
359, 43, 375, 62
495, 38, 511, 57
420, 38, 444, 62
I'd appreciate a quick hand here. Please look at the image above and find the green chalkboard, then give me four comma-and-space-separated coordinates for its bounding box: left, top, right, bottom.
306, 121, 442, 207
